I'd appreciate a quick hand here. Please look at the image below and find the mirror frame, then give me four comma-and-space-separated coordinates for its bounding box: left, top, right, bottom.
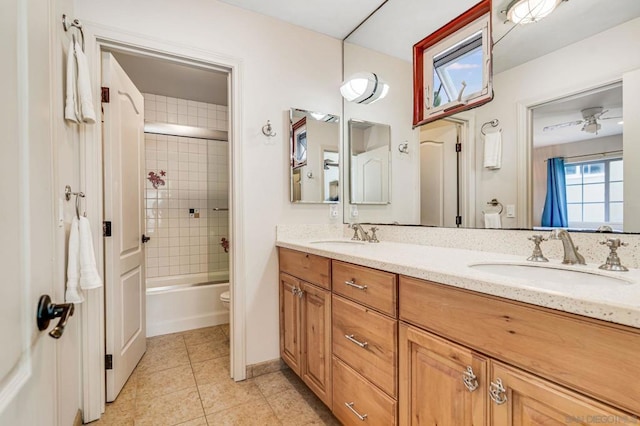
413, 0, 493, 127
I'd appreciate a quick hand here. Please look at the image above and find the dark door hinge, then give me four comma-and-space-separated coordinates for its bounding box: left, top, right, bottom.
101, 87, 110, 103
456, 215, 462, 226
103, 221, 112, 237
455, 142, 462, 152
105, 354, 113, 370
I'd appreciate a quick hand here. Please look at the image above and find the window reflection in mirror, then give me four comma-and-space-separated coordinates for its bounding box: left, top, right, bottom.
349, 119, 391, 204
414, 0, 493, 126
290, 108, 340, 204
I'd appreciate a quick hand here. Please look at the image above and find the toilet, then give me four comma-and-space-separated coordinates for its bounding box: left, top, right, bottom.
220, 290, 230, 310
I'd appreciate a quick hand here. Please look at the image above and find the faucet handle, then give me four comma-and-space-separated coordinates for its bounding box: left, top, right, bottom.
600, 238, 627, 249
599, 238, 628, 272
527, 234, 548, 262
369, 227, 379, 243
350, 224, 361, 241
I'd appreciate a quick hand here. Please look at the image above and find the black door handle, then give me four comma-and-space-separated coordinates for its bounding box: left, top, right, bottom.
37, 295, 75, 339
142, 234, 151, 244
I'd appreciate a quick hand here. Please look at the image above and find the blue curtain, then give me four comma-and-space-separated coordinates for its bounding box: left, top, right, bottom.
542, 157, 568, 227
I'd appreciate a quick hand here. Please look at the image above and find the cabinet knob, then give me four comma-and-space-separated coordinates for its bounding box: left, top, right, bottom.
462, 366, 479, 392
489, 378, 508, 405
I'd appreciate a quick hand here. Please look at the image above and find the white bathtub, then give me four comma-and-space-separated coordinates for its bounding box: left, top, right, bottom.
146, 271, 230, 337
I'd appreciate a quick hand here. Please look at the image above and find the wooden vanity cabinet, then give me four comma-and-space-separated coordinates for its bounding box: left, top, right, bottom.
278, 248, 332, 407
399, 275, 640, 423
399, 324, 488, 426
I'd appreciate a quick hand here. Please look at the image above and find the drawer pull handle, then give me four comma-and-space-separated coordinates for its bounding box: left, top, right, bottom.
345, 334, 368, 348
489, 378, 508, 405
462, 366, 478, 392
345, 279, 368, 291
345, 402, 368, 421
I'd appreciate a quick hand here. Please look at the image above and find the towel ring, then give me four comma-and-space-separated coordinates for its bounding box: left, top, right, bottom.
482, 198, 503, 215
481, 119, 500, 135
62, 14, 85, 52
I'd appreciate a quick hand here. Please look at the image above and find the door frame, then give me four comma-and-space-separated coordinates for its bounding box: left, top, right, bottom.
79, 24, 246, 422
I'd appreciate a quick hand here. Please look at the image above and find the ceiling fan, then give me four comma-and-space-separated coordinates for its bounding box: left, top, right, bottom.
542, 107, 621, 134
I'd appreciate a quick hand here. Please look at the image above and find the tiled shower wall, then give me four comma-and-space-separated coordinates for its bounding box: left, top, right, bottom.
144, 93, 229, 280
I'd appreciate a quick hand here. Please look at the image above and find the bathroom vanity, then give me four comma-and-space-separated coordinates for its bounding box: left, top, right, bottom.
277, 239, 640, 425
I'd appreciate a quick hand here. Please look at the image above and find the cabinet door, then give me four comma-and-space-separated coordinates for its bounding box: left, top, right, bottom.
280, 273, 301, 375
399, 324, 488, 426
490, 361, 633, 426
300, 281, 332, 407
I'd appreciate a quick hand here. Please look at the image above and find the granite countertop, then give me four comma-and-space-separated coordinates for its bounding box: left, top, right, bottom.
276, 238, 640, 329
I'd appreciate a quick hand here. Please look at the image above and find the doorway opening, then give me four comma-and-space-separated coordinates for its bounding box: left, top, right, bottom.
91, 39, 242, 413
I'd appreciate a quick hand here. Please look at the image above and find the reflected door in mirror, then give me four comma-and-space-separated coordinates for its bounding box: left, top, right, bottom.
349, 120, 391, 204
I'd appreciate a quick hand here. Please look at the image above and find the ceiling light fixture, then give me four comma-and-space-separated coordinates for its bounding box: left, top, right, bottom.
340, 72, 389, 104
506, 0, 562, 25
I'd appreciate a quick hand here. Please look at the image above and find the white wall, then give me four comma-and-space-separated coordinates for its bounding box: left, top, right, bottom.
74, 0, 343, 365
343, 42, 419, 224
471, 17, 640, 228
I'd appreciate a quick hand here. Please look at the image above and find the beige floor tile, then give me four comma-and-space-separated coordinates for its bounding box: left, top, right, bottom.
186, 339, 229, 363
91, 399, 135, 425
267, 389, 338, 426
206, 396, 281, 426
182, 326, 226, 347
135, 387, 204, 426
199, 377, 264, 415
137, 344, 190, 374
175, 417, 208, 426
136, 364, 196, 399
147, 332, 185, 351
252, 369, 303, 397
191, 356, 230, 386
220, 323, 230, 337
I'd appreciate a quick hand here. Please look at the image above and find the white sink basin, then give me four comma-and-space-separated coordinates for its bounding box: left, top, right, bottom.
468, 262, 633, 286
309, 239, 366, 245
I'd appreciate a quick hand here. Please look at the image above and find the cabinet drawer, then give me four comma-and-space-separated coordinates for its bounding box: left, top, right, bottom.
278, 248, 330, 289
332, 260, 397, 316
332, 356, 397, 426
332, 294, 397, 397
399, 275, 640, 416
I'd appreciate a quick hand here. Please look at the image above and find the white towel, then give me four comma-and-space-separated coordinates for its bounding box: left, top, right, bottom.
484, 212, 502, 229
483, 131, 502, 169
65, 217, 84, 303
64, 40, 96, 124
79, 216, 102, 289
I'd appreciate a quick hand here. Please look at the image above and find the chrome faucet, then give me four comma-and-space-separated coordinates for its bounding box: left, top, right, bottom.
350, 223, 371, 242
548, 229, 586, 265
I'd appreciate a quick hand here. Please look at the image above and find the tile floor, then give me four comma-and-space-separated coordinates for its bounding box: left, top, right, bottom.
90, 325, 339, 425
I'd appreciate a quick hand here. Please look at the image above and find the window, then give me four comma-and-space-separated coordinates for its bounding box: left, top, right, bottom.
565, 158, 623, 228
413, 0, 493, 126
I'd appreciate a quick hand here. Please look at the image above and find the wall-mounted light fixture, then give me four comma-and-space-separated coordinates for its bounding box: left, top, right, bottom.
506, 0, 562, 25
340, 72, 389, 104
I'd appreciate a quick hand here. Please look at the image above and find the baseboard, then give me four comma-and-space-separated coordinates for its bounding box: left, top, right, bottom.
147, 312, 229, 337
246, 358, 288, 379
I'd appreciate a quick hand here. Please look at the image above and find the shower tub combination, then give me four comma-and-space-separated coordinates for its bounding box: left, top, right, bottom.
146, 271, 230, 337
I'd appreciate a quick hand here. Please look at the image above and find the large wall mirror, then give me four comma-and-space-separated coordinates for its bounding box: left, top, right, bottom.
290, 108, 340, 203
342, 0, 640, 232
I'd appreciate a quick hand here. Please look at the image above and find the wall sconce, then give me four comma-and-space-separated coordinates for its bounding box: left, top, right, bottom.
262, 120, 276, 137
340, 72, 389, 104
506, 0, 563, 25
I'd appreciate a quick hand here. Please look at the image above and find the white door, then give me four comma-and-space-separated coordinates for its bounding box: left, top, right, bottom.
102, 52, 147, 401
420, 122, 460, 227
354, 145, 390, 203
0, 0, 58, 424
